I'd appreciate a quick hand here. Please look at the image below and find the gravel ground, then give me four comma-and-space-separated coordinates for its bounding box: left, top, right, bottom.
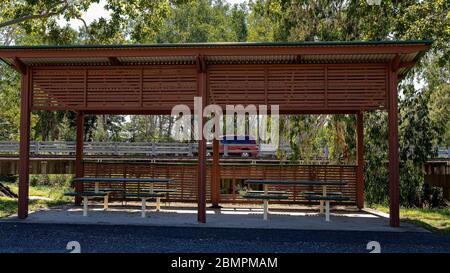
0, 222, 449, 253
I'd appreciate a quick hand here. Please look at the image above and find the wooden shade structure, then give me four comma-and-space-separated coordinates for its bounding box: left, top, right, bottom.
0, 40, 431, 226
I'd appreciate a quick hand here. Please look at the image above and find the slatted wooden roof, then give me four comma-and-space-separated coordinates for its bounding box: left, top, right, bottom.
0, 40, 431, 114
0, 40, 431, 72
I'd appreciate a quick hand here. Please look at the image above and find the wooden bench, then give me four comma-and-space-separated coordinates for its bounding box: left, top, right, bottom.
71, 177, 175, 215
303, 195, 350, 222
247, 190, 288, 195
93, 188, 126, 209
153, 188, 178, 193
245, 179, 349, 221
242, 191, 289, 220
64, 191, 107, 216
125, 192, 166, 217
302, 191, 342, 196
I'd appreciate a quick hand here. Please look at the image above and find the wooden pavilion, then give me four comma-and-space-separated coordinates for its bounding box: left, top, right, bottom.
0, 40, 432, 227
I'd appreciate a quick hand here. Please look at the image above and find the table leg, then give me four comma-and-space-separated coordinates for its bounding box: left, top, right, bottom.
263, 199, 268, 220
141, 198, 146, 218
325, 201, 330, 222
104, 193, 109, 210
263, 184, 268, 220
319, 185, 327, 214
156, 197, 161, 212
83, 197, 88, 217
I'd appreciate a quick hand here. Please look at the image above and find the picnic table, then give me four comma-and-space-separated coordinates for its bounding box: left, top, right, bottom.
69, 177, 173, 217
244, 179, 348, 221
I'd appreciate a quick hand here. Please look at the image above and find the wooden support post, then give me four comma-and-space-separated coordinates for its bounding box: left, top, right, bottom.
197, 56, 207, 223
198, 133, 207, 223
75, 111, 84, 206
211, 138, 221, 208
356, 111, 364, 209
18, 67, 30, 219
388, 63, 400, 227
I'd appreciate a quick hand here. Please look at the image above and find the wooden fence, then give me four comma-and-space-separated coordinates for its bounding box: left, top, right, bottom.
83, 161, 357, 205
424, 161, 450, 201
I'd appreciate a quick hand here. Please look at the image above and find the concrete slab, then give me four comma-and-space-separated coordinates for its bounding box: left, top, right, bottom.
2, 202, 427, 233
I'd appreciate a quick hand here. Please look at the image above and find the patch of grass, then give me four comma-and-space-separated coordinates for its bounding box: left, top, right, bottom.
0, 181, 71, 218
5, 182, 68, 200
0, 197, 17, 218
370, 204, 450, 237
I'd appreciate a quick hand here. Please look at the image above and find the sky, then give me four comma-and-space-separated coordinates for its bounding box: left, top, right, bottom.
58, 0, 248, 29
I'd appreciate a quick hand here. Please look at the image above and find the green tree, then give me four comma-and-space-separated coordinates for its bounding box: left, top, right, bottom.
85, 0, 171, 44
399, 82, 435, 206
364, 111, 389, 205
156, 0, 245, 43
92, 115, 126, 142
0, 64, 21, 140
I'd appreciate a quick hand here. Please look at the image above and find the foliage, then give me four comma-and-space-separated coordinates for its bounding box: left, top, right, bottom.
0, 179, 71, 218
429, 83, 450, 146
0, 64, 21, 140
156, 0, 247, 43
29, 174, 72, 187
422, 54, 450, 147
364, 111, 389, 205
287, 115, 326, 161
399, 82, 435, 206
422, 184, 446, 208
91, 0, 171, 43
371, 204, 450, 237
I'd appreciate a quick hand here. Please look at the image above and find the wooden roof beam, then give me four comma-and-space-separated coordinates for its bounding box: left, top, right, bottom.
196, 55, 206, 73
11, 57, 27, 74
398, 61, 415, 69
391, 55, 401, 71
108, 57, 122, 65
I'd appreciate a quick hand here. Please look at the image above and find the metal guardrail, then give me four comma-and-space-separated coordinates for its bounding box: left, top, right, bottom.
0, 141, 292, 157
0, 141, 447, 158
435, 146, 450, 159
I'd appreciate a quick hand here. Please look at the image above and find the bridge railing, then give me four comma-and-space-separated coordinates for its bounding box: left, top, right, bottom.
435, 146, 450, 159
0, 141, 292, 157
0, 141, 447, 158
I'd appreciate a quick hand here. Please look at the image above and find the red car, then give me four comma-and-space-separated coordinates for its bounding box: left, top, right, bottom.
219, 135, 258, 157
